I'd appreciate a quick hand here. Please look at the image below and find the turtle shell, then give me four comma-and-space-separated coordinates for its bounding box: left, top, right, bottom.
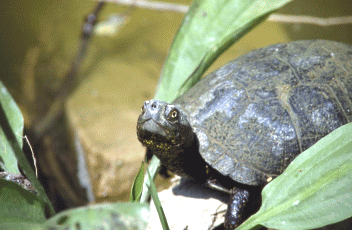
174, 40, 352, 186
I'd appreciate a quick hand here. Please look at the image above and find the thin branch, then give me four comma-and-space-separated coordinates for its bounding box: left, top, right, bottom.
24, 135, 38, 178
268, 14, 352, 26
33, 2, 106, 139
99, 0, 352, 26
100, 0, 188, 13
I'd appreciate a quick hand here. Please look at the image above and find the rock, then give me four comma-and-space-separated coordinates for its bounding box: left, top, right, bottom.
66, 60, 156, 202
147, 177, 228, 230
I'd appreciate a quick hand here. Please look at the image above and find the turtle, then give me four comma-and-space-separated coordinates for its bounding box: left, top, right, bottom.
137, 40, 352, 229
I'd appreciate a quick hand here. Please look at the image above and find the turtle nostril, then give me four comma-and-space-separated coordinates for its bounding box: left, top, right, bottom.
141, 101, 149, 113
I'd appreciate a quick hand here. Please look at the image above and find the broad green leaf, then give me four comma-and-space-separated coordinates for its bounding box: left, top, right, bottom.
130, 162, 145, 202
0, 222, 44, 230
0, 81, 55, 215
45, 202, 149, 229
0, 81, 22, 174
154, 0, 292, 102
237, 123, 352, 230
0, 178, 46, 224
147, 169, 170, 230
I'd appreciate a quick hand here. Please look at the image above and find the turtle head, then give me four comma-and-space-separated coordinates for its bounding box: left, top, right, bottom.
137, 100, 194, 151
137, 99, 208, 180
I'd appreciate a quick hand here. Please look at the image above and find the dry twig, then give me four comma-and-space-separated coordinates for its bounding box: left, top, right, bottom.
99, 0, 352, 26
100, 0, 188, 13
24, 135, 38, 178
268, 14, 352, 26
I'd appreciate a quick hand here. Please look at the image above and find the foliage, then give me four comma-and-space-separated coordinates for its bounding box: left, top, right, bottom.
0, 178, 46, 224
44, 202, 149, 230
0, 80, 150, 229
130, 162, 145, 202
2, 0, 351, 229
0, 81, 54, 215
237, 123, 352, 230
155, 0, 293, 102
0, 81, 22, 174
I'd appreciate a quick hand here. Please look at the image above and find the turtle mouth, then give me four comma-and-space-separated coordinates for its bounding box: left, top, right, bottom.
137, 118, 171, 141
137, 122, 177, 148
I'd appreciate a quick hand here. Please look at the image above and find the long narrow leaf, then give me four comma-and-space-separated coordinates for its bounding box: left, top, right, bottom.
140, 156, 162, 203
130, 162, 145, 202
0, 81, 22, 174
0, 81, 55, 215
154, 0, 292, 102
237, 122, 352, 230
147, 169, 170, 230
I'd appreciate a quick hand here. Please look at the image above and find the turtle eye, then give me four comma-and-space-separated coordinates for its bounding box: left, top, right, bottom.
151, 102, 157, 109
168, 109, 179, 121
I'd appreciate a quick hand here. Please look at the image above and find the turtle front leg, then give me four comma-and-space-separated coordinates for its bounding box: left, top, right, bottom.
224, 188, 250, 229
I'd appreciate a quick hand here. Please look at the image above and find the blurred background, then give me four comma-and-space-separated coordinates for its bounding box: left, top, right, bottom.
0, 0, 351, 212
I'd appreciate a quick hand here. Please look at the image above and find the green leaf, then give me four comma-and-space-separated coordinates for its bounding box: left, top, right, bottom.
0, 222, 44, 230
237, 122, 352, 230
130, 162, 145, 202
45, 202, 149, 229
147, 169, 170, 230
0, 81, 55, 215
154, 0, 292, 102
0, 81, 22, 174
140, 155, 162, 203
0, 178, 46, 224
